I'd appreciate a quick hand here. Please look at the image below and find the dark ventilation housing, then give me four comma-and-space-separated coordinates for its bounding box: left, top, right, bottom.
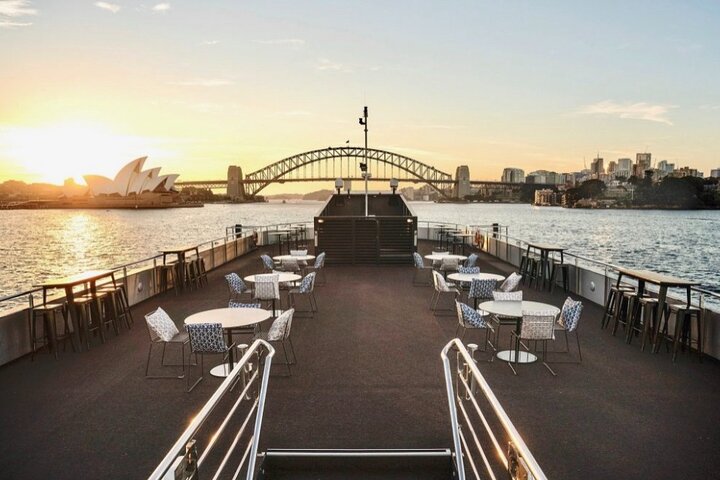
314, 193, 417, 264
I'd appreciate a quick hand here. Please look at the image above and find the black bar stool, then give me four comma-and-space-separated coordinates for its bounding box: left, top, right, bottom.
157, 263, 179, 295
601, 285, 635, 329
625, 296, 658, 349
98, 284, 133, 330
610, 290, 635, 337
549, 259, 569, 293
28, 296, 74, 360
665, 304, 703, 362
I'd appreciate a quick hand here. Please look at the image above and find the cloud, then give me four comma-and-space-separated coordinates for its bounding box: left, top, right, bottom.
273, 111, 312, 117
252, 38, 305, 47
169, 79, 234, 87
402, 124, 465, 130
94, 2, 120, 13
152, 3, 170, 12
0, 0, 36, 28
316, 58, 352, 73
202, 40, 219, 45
577, 101, 675, 125
699, 104, 720, 111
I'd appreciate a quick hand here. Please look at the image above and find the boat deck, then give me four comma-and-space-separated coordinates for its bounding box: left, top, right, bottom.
1, 242, 719, 479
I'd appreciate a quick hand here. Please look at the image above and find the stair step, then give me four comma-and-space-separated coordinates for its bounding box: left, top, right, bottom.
258, 448, 456, 480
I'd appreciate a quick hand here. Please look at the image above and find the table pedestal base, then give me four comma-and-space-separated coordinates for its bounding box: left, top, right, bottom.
496, 350, 537, 363
210, 362, 238, 378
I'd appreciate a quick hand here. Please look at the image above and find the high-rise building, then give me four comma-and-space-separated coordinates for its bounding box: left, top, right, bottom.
711, 168, 720, 178
635, 153, 652, 177
616, 158, 632, 179
607, 161, 617, 173
501, 168, 525, 183
590, 157, 604, 177
671, 166, 702, 178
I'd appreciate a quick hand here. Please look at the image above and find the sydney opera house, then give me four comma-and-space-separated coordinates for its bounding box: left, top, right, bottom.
84, 157, 178, 197
66, 157, 195, 208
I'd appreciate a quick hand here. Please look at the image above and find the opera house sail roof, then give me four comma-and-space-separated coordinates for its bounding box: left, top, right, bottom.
84, 157, 179, 196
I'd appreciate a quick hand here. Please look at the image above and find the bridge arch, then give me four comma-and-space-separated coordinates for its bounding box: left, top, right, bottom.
243, 147, 454, 197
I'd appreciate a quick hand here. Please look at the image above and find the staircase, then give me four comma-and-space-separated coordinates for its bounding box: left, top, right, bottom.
257, 449, 455, 479
148, 340, 547, 480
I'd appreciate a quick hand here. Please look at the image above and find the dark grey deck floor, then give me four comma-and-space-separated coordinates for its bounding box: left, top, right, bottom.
1, 242, 719, 479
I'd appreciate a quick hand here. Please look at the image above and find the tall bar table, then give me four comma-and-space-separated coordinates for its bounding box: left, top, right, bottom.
160, 245, 200, 292
525, 242, 565, 291
613, 267, 698, 353
35, 269, 117, 351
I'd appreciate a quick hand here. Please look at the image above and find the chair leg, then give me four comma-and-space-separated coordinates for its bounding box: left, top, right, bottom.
146, 342, 187, 379
187, 352, 204, 392
287, 338, 296, 364
541, 340, 557, 376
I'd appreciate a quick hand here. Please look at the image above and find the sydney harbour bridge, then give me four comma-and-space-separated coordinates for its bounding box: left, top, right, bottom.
175, 146, 548, 200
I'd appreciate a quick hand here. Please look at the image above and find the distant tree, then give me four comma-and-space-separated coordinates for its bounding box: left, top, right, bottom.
577, 179, 606, 199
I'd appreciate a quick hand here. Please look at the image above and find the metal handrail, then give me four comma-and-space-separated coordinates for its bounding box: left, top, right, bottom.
0, 230, 252, 308
148, 340, 275, 480
441, 339, 547, 480
466, 225, 720, 309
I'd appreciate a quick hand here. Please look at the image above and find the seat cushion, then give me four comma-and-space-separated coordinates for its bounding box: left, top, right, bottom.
559, 297, 583, 332
145, 307, 180, 342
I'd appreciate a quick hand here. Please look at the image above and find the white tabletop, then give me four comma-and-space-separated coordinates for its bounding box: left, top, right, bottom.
244, 273, 301, 283
273, 254, 316, 262
477, 300, 560, 318
424, 254, 468, 261
184, 307, 272, 329
447, 272, 505, 283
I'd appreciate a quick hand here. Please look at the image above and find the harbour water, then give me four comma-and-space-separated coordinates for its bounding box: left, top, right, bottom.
1, 202, 718, 310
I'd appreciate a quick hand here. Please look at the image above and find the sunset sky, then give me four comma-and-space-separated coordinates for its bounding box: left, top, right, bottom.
1, 0, 719, 193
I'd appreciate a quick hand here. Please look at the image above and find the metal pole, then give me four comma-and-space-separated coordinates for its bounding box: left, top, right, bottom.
359, 106, 369, 216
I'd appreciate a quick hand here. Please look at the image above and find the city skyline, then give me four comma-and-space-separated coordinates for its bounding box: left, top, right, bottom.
1, 1, 719, 193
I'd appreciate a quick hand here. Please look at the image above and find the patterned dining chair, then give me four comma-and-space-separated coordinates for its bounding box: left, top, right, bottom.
289, 272, 317, 317
431, 270, 460, 316
489, 290, 523, 353
455, 300, 493, 348
144, 307, 189, 379
260, 254, 276, 272
553, 297, 584, 363
279, 257, 301, 273
254, 273, 281, 316
304, 252, 326, 285
499, 272, 523, 292
431, 251, 449, 268
439, 257, 459, 277
254, 308, 295, 376
225, 273, 252, 302
458, 266, 480, 274
464, 253, 479, 268
510, 311, 558, 376
413, 252, 433, 286
468, 278, 497, 309
185, 322, 234, 392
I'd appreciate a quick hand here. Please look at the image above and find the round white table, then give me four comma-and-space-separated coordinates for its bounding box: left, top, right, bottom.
185, 307, 272, 377
273, 254, 315, 263
244, 272, 301, 284
477, 300, 560, 364
447, 272, 505, 283
424, 254, 468, 262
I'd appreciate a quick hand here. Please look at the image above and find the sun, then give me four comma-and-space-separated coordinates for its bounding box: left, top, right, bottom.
2, 121, 153, 184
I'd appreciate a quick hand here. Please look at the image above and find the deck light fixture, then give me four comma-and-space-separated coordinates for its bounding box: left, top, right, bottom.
390, 178, 398, 194
335, 178, 344, 194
